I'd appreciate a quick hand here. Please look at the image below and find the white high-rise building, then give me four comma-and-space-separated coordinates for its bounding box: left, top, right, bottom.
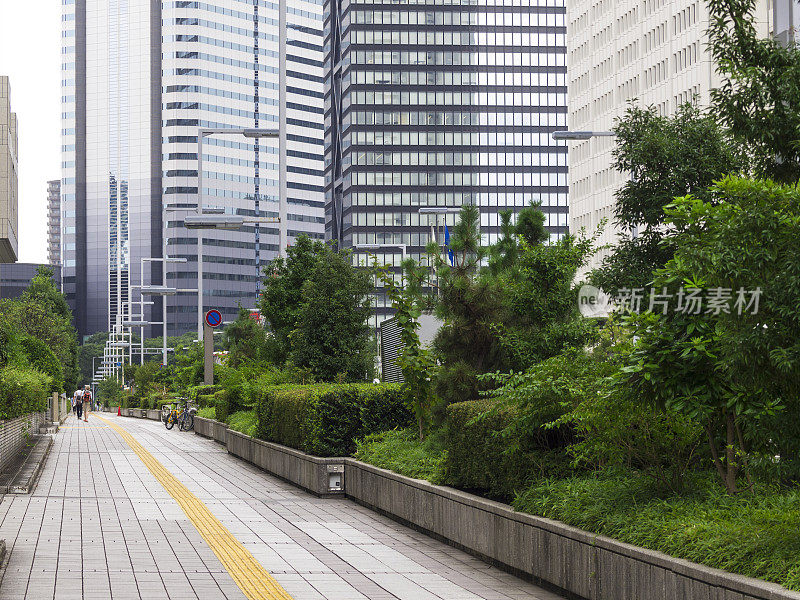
61, 0, 325, 339
565, 0, 770, 272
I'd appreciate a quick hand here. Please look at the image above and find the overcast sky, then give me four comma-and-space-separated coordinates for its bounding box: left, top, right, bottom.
0, 2, 61, 264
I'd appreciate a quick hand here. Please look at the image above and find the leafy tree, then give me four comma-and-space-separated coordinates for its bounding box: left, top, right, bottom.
591, 104, 744, 297
708, 0, 800, 184
289, 245, 374, 381
661, 177, 800, 483
133, 360, 160, 400
0, 267, 79, 391
223, 306, 277, 368
259, 234, 327, 362
78, 332, 108, 383
97, 376, 123, 406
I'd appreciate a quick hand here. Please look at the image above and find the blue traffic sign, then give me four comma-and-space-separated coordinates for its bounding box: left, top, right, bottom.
205, 309, 223, 328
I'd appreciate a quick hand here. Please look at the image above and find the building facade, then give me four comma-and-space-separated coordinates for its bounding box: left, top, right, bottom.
0, 76, 18, 264
47, 180, 61, 267
566, 0, 771, 273
62, 0, 325, 339
0, 263, 62, 301
324, 0, 569, 327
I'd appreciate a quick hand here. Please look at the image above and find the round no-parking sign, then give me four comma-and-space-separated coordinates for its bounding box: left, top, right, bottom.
205, 309, 222, 328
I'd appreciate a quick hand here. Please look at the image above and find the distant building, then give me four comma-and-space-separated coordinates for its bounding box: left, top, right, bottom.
566, 0, 771, 274
0, 76, 18, 263
0, 263, 61, 301
47, 180, 61, 266
61, 0, 326, 339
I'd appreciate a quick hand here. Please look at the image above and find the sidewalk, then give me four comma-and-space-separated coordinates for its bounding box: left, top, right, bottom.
0, 414, 563, 600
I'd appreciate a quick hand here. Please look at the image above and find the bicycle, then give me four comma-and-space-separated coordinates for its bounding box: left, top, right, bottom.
164, 401, 196, 431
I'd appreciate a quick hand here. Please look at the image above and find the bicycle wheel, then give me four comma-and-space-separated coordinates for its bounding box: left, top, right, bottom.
179, 412, 188, 431
166, 412, 176, 430
186, 413, 194, 431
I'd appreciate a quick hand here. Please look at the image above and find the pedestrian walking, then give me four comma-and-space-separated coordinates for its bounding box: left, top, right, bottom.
71, 391, 78, 415
82, 386, 92, 422
75, 389, 83, 420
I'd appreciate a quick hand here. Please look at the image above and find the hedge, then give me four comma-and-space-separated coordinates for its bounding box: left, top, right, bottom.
443, 399, 570, 500
0, 365, 51, 420
255, 383, 410, 456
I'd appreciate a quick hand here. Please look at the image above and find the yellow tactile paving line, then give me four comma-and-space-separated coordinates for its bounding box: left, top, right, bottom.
95, 414, 294, 600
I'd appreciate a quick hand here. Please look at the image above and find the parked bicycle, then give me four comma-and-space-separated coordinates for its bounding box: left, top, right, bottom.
163, 400, 196, 431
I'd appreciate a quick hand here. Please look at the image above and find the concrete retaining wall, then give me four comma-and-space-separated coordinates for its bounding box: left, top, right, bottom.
178, 416, 800, 600
0, 412, 45, 474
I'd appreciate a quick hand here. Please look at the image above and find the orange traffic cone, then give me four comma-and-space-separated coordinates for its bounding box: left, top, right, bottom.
117, 406, 121, 416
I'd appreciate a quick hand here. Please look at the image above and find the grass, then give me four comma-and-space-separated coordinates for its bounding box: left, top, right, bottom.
197, 406, 216, 419
513, 471, 800, 591
353, 428, 446, 482
226, 410, 257, 437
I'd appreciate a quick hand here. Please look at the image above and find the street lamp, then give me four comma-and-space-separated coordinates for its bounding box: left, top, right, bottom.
551, 130, 615, 140
196, 127, 281, 340
354, 243, 408, 262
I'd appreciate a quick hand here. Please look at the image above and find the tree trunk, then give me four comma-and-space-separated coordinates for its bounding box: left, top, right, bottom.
725, 411, 738, 494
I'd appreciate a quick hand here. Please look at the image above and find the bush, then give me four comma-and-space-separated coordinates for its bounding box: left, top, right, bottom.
19, 336, 63, 393
254, 383, 410, 456
443, 400, 570, 500
0, 366, 51, 419
227, 410, 257, 437
187, 384, 220, 403
214, 390, 230, 423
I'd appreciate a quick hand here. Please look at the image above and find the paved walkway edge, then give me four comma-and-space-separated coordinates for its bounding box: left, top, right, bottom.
130, 413, 799, 600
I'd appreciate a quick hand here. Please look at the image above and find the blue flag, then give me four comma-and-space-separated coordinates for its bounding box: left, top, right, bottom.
444, 225, 454, 265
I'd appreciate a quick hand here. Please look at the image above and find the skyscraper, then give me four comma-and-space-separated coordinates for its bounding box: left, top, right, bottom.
324, 0, 569, 327
47, 180, 61, 267
566, 0, 771, 273
62, 0, 325, 339
0, 76, 18, 264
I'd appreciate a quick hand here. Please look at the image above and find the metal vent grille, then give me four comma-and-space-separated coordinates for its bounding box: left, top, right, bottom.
380, 317, 403, 383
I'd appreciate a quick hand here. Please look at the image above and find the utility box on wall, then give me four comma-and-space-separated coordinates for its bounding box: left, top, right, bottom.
327, 464, 344, 492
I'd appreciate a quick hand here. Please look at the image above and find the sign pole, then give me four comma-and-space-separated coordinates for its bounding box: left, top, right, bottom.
203, 322, 214, 385
203, 309, 222, 385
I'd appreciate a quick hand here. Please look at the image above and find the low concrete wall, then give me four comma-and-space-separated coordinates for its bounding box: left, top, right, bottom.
226, 431, 345, 498
185, 419, 800, 600
146, 409, 161, 421
0, 412, 45, 474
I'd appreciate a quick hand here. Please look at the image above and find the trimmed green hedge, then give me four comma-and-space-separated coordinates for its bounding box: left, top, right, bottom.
443, 400, 570, 500
214, 390, 230, 423
255, 383, 410, 456
0, 365, 51, 420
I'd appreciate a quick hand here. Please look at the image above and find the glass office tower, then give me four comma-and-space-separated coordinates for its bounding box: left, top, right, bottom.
324, 0, 568, 327
62, 0, 325, 339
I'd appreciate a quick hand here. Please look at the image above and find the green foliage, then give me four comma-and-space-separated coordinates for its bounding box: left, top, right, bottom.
227, 410, 258, 437
514, 472, 800, 591
213, 390, 230, 423
377, 262, 437, 440
650, 177, 800, 485
354, 429, 446, 482
433, 203, 595, 409
197, 406, 216, 419
443, 400, 570, 500
0, 365, 51, 419
254, 383, 410, 456
0, 267, 79, 391
0, 319, 24, 368
19, 336, 63, 393
591, 104, 744, 297
259, 234, 327, 362
78, 332, 108, 383
96, 377, 123, 405
289, 245, 374, 381
223, 306, 274, 368
133, 361, 160, 400
708, 0, 800, 184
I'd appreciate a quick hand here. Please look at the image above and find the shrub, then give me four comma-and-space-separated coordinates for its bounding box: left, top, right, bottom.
254, 383, 409, 456
214, 390, 230, 423
443, 399, 570, 500
197, 393, 216, 408
187, 384, 220, 403
0, 365, 50, 419
19, 336, 63, 393
197, 406, 216, 419
354, 429, 446, 481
